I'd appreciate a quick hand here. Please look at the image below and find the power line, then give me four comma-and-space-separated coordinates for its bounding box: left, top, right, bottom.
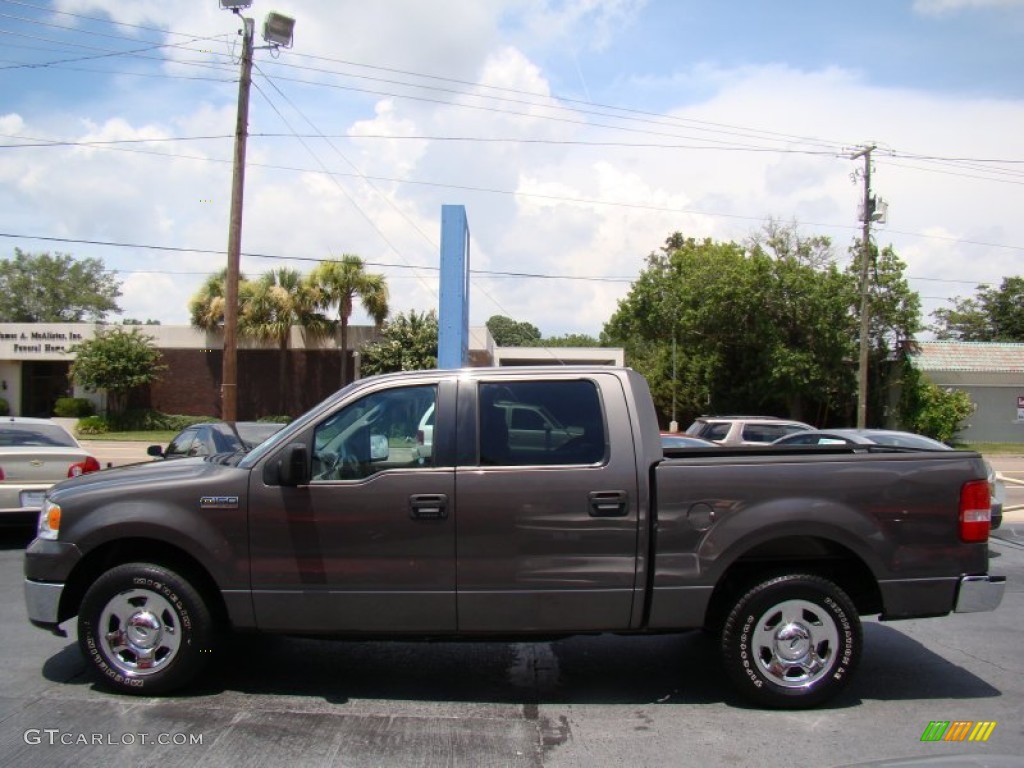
0, 231, 636, 282
3, 132, 1022, 253
0, 7, 851, 157
0, 0, 847, 155
1, 0, 227, 41
4, 16, 1024, 179
5, 132, 1023, 179
0, 233, 1013, 291
4, 0, 1023, 175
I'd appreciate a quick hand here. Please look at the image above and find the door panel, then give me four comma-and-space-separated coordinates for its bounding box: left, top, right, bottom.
455, 375, 641, 632
248, 381, 457, 634
248, 469, 456, 633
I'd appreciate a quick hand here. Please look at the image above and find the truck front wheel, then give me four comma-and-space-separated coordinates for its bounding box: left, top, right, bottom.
721, 574, 861, 708
78, 563, 214, 695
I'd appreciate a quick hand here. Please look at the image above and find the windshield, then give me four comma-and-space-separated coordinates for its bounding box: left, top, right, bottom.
234, 422, 286, 448
861, 431, 950, 450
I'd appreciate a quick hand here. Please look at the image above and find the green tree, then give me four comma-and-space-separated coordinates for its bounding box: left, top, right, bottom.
542, 333, 601, 347
748, 217, 835, 269
360, 309, 439, 376
898, 363, 975, 443
603, 231, 859, 425
932, 276, 1024, 341
486, 315, 541, 346
69, 328, 166, 420
309, 255, 389, 387
0, 249, 122, 321
244, 268, 332, 412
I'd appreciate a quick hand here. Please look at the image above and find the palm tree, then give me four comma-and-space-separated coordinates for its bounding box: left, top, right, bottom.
188, 269, 231, 332
244, 267, 332, 412
309, 255, 389, 387
188, 269, 257, 333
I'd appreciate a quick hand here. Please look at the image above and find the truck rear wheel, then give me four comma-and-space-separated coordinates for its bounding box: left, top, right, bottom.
721, 574, 861, 708
78, 563, 214, 695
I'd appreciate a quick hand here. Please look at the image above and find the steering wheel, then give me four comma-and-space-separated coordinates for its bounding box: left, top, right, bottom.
315, 447, 361, 480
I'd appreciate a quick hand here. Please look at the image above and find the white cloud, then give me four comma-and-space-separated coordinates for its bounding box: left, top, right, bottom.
5, 6, 1023, 339
513, 0, 648, 52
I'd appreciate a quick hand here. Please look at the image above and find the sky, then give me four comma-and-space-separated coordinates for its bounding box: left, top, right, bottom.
1, 0, 1023, 338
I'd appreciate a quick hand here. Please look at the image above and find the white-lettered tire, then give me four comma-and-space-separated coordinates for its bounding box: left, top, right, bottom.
77, 563, 214, 695
721, 574, 861, 709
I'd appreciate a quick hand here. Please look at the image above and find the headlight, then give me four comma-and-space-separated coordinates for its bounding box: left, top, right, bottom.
37, 500, 61, 541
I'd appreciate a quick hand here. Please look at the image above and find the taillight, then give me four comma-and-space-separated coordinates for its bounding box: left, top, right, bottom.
960, 479, 991, 543
68, 456, 102, 477
416, 430, 425, 446
0, 466, 5, 480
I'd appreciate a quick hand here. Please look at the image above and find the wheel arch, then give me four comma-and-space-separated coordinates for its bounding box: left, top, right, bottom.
58, 538, 229, 629
703, 534, 883, 631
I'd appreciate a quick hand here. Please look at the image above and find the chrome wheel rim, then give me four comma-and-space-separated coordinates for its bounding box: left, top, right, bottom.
98, 588, 182, 677
751, 598, 839, 688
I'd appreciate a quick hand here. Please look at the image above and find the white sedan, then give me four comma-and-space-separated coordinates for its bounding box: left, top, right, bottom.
0, 417, 101, 521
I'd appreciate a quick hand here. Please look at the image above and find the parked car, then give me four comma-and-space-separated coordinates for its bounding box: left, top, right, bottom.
148, 422, 286, 460
772, 428, 1005, 529
660, 432, 717, 449
686, 415, 814, 445
0, 417, 100, 522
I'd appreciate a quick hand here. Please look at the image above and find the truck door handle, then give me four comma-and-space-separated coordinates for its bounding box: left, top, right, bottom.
409, 494, 448, 520
588, 490, 628, 517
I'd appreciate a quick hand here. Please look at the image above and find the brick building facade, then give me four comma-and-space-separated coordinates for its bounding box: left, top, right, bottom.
0, 323, 621, 420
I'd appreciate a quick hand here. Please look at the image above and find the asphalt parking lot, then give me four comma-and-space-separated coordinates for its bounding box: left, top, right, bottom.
1, 523, 1022, 767
3, 440, 1024, 766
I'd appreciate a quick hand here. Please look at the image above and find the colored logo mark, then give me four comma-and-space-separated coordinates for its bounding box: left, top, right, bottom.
920, 721, 996, 742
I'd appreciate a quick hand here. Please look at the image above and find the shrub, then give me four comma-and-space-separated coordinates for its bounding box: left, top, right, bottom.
54, 397, 96, 418
899, 365, 975, 443
76, 415, 110, 435
0, 397, 8, 416
108, 409, 216, 432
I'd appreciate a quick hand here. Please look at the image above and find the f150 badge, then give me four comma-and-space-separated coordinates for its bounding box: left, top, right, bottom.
199, 496, 239, 510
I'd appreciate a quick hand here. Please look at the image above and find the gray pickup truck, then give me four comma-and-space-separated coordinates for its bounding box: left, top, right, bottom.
23, 367, 1005, 708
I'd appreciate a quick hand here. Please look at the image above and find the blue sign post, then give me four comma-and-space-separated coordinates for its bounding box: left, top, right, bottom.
437, 205, 470, 369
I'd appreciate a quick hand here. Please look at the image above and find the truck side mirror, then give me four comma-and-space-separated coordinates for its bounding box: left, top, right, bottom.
146, 445, 164, 458
370, 433, 389, 461
268, 443, 310, 487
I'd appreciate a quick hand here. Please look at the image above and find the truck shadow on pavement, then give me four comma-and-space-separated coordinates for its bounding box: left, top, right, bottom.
40, 622, 1000, 709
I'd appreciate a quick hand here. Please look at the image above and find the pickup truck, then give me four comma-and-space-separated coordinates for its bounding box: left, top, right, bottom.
23, 366, 1005, 708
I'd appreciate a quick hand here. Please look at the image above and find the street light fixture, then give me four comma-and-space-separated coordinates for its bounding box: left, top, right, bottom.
263, 12, 296, 48
218, 2, 296, 422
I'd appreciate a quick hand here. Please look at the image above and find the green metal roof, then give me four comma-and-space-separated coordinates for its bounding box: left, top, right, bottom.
907, 340, 1024, 372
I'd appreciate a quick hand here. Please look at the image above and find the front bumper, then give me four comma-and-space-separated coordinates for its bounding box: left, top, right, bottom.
954, 574, 1006, 613
24, 579, 67, 635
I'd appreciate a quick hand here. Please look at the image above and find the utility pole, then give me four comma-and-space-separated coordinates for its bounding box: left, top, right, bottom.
851, 144, 876, 429
222, 14, 254, 423
218, 3, 294, 421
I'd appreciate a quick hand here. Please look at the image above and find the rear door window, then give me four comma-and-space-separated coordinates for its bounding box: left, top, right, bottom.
478, 380, 605, 466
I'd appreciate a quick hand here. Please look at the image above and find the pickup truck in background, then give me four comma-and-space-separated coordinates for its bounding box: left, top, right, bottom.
23, 367, 1005, 708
